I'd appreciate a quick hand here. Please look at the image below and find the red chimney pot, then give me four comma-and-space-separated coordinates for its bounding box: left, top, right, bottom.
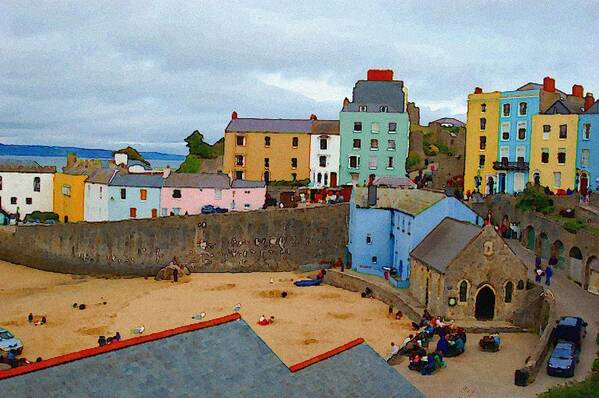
367, 69, 394, 81
585, 92, 595, 111
231, 111, 238, 120
474, 87, 483, 94
572, 84, 584, 98
543, 76, 556, 93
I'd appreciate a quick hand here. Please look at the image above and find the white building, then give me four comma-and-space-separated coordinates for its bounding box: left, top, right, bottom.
309, 120, 340, 187
84, 168, 117, 222
0, 159, 55, 217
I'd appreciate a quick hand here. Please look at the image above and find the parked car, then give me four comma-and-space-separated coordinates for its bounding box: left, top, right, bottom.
0, 327, 23, 355
547, 341, 578, 377
554, 316, 587, 350
214, 207, 228, 214
201, 205, 216, 214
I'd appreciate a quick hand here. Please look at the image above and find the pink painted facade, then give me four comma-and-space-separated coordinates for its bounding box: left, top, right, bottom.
229, 187, 267, 211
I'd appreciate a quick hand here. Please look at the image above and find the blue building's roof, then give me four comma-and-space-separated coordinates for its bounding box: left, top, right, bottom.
0, 314, 423, 398
585, 99, 599, 114
343, 80, 406, 113
109, 173, 164, 188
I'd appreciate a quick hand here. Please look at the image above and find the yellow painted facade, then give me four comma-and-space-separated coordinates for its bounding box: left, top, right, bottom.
464, 92, 501, 194
53, 173, 86, 222
530, 114, 578, 191
223, 131, 311, 182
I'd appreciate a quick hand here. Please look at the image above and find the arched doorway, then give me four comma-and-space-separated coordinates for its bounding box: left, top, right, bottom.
533, 172, 540, 186
585, 256, 597, 291
487, 176, 495, 195
580, 172, 589, 196
475, 285, 495, 320
569, 247, 583, 285
552, 240, 565, 268
539, 233, 550, 259
525, 226, 535, 250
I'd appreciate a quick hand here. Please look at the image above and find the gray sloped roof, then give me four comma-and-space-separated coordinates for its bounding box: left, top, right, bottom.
430, 117, 465, 127
109, 173, 164, 188
225, 118, 313, 133
544, 99, 585, 115
231, 179, 266, 188
410, 218, 481, 273
343, 80, 406, 113
353, 187, 445, 216
0, 158, 55, 173
517, 82, 567, 97
87, 168, 117, 184
164, 173, 230, 188
372, 176, 416, 189
127, 159, 152, 170
0, 316, 424, 398
585, 100, 599, 114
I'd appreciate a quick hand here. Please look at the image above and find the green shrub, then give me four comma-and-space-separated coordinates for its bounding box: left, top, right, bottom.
516, 186, 554, 214
177, 154, 202, 173
23, 211, 58, 224
406, 151, 422, 171
563, 219, 586, 234
269, 179, 310, 187
538, 372, 599, 398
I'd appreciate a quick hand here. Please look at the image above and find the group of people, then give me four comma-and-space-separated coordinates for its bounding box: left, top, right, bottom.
97, 332, 122, 347
257, 315, 275, 326
408, 350, 447, 375
27, 313, 47, 326
0, 350, 42, 368
534, 254, 554, 286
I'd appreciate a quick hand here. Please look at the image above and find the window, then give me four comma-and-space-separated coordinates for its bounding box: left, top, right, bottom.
173, 208, 181, 216
583, 123, 591, 140
516, 146, 525, 163
349, 155, 360, 168
320, 138, 327, 150
557, 149, 566, 164
264, 136, 271, 147
33, 177, 41, 192
479, 155, 485, 167
236, 135, 245, 146
479, 136, 486, 150
26, 197, 32, 205
519, 102, 527, 116
379, 105, 388, 112
388, 122, 397, 133
172, 189, 182, 198
553, 172, 561, 187
387, 156, 394, 169
129, 208, 137, 218
501, 122, 510, 140
10, 197, 17, 205
151, 209, 158, 218
541, 148, 549, 164
62, 184, 72, 197
387, 139, 396, 150
371, 122, 379, 133
581, 149, 590, 166
517, 121, 526, 140
504, 281, 513, 303
99, 186, 103, 199
503, 103, 511, 117
543, 125, 551, 140
235, 155, 244, 166
0, 176, 2, 190
370, 139, 379, 150
500, 146, 509, 164
371, 256, 377, 264
359, 105, 367, 112
559, 124, 567, 139
354, 122, 362, 132
140, 189, 147, 201
161, 208, 168, 217
407, 220, 411, 235
459, 280, 468, 302
317, 173, 322, 183
291, 158, 298, 169
366, 234, 372, 244
481, 103, 486, 112
291, 173, 297, 181
292, 137, 299, 148
244, 204, 251, 209
235, 171, 244, 180
319, 156, 327, 167
480, 118, 486, 130
215, 189, 222, 200
264, 158, 269, 168
352, 139, 361, 149
368, 156, 378, 169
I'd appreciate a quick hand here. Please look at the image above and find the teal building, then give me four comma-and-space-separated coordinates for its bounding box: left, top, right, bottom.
339, 70, 410, 186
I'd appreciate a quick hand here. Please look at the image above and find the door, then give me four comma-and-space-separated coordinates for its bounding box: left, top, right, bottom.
330, 172, 337, 188
498, 173, 506, 193
475, 286, 495, 320
527, 228, 535, 250
580, 173, 589, 195
514, 173, 524, 192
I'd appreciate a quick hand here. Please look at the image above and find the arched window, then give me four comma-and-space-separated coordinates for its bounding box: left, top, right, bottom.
504, 281, 513, 303
459, 280, 469, 303
436, 276, 442, 298
33, 177, 41, 192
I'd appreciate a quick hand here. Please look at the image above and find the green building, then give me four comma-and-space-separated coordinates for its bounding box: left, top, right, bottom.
339, 69, 410, 186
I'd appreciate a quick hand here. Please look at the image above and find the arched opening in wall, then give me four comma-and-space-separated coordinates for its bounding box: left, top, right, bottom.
330, 172, 337, 188
585, 256, 598, 291
458, 280, 469, 303
475, 285, 495, 320
533, 172, 540, 186
504, 281, 513, 303
551, 240, 565, 269
486, 176, 495, 195
525, 226, 535, 250
568, 247, 584, 286
538, 232, 550, 259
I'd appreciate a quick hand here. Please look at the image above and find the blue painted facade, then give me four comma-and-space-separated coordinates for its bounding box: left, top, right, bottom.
348, 196, 480, 288
497, 89, 540, 193
107, 174, 162, 221
577, 113, 599, 191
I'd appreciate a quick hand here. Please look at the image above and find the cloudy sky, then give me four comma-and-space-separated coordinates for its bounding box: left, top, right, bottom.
1, 1, 598, 154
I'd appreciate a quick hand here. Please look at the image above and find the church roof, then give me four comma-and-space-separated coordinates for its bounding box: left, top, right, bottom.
410, 218, 481, 273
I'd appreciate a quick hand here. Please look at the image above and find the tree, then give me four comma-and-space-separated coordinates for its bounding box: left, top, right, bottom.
176, 130, 224, 173
516, 185, 554, 214
177, 154, 202, 173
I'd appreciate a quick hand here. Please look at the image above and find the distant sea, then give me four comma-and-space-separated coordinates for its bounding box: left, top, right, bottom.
0, 155, 183, 170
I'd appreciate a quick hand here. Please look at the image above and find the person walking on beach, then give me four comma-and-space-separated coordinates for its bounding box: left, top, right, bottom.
545, 264, 553, 286
534, 255, 543, 283
173, 267, 179, 283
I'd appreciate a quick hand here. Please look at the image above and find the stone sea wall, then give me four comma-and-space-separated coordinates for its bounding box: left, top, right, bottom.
0, 205, 349, 276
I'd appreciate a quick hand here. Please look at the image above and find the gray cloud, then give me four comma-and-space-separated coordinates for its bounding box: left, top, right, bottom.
0, 1, 598, 153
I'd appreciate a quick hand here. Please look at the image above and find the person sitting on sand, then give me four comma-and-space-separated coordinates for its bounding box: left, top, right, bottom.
114, 332, 121, 342
258, 315, 270, 326
436, 335, 449, 355
395, 310, 403, 320
386, 342, 400, 360
28, 313, 33, 323
400, 334, 414, 349
269, 316, 275, 324
98, 336, 107, 347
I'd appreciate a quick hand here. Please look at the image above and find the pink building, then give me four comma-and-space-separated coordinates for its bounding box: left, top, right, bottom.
160, 173, 265, 216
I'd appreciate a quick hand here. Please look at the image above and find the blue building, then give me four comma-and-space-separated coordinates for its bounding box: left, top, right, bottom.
348, 187, 480, 288
495, 88, 540, 193
107, 173, 163, 221
577, 99, 599, 192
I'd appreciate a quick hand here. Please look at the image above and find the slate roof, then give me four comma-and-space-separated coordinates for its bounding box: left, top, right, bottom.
372, 176, 416, 189
0, 159, 56, 173
585, 100, 599, 114
0, 314, 424, 398
430, 117, 465, 127
516, 82, 567, 97
86, 169, 117, 184
109, 173, 164, 188
353, 187, 446, 216
225, 118, 313, 133
310, 120, 340, 135
544, 99, 585, 115
410, 218, 481, 274
343, 80, 406, 113
164, 173, 231, 189
231, 180, 266, 188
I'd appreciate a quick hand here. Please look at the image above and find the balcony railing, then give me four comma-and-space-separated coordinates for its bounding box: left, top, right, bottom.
493, 160, 529, 171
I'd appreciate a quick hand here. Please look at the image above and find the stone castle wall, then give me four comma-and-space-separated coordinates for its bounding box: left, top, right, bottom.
0, 205, 349, 276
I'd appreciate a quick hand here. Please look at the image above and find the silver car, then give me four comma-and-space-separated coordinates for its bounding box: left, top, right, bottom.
0, 327, 23, 355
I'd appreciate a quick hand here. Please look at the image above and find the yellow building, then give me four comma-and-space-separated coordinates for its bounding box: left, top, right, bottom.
53, 172, 87, 223
464, 90, 501, 195
223, 114, 313, 182
530, 104, 579, 191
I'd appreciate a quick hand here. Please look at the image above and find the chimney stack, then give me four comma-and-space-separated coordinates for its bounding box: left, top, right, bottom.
231, 111, 238, 120
474, 87, 483, 94
543, 76, 556, 93
585, 92, 595, 111
367, 69, 394, 81
310, 114, 318, 120
162, 166, 171, 179
572, 84, 584, 98
66, 152, 77, 168
343, 97, 350, 107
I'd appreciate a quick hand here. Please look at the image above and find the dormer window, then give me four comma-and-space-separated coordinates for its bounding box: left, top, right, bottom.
359, 105, 367, 112
379, 105, 388, 112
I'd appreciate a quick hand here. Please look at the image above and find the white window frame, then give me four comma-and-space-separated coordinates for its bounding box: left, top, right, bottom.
502, 103, 511, 117
543, 125, 550, 140
387, 139, 396, 151
371, 122, 379, 133
387, 156, 394, 170
516, 145, 526, 161
368, 156, 378, 170
583, 123, 591, 140
553, 172, 561, 188
517, 121, 527, 141
388, 122, 397, 133
518, 102, 527, 116
581, 149, 590, 166
370, 139, 379, 151
348, 155, 360, 169
501, 122, 510, 141
541, 148, 549, 164
500, 146, 509, 162
359, 105, 367, 112
557, 148, 566, 165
